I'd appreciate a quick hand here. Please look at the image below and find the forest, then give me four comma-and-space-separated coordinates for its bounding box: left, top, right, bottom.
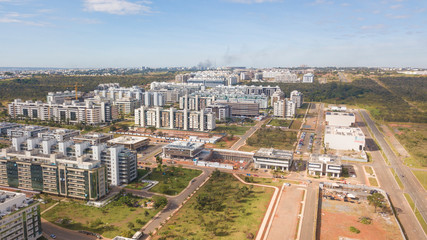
0, 72, 175, 102
255, 76, 427, 123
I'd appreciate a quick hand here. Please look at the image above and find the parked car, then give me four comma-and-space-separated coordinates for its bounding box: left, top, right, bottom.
50, 234, 56, 239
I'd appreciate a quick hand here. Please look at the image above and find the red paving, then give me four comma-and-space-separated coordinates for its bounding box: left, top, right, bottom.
267, 186, 303, 240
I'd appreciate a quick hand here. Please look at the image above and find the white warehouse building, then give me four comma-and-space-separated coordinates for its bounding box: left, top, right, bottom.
324, 126, 365, 151
325, 112, 356, 127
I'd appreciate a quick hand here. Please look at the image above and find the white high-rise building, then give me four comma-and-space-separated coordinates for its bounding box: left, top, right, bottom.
273, 98, 296, 118
290, 90, 303, 108
302, 73, 314, 83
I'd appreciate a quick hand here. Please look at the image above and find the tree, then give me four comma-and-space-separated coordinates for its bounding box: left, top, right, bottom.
148, 126, 157, 133
127, 222, 135, 229
156, 155, 163, 166
152, 195, 167, 208
367, 193, 385, 212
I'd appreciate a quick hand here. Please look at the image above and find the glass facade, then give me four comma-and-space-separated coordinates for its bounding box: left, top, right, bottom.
6, 161, 19, 188
30, 164, 43, 191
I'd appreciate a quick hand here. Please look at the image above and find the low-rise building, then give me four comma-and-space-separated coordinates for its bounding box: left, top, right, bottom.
253, 148, 294, 171
7, 125, 48, 138
108, 136, 149, 151
0, 122, 21, 136
325, 112, 356, 127
162, 141, 204, 160
302, 73, 314, 83
0, 190, 42, 240
308, 154, 342, 177
324, 126, 365, 151
73, 133, 113, 145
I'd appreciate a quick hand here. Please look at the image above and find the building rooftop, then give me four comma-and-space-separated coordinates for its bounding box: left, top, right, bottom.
310, 154, 342, 165
325, 126, 364, 137
326, 112, 354, 117
0, 190, 32, 217
254, 148, 293, 159
108, 136, 149, 145
165, 141, 204, 150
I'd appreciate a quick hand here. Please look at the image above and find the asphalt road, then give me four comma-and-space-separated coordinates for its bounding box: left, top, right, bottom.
300, 182, 318, 240
359, 110, 427, 240
139, 168, 212, 239
230, 118, 269, 150
42, 219, 97, 240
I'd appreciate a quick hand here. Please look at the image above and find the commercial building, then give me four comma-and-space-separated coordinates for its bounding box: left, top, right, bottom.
162, 141, 204, 160
47, 90, 82, 104
325, 112, 356, 127
186, 71, 238, 87
290, 90, 303, 108
253, 148, 294, 171
134, 107, 216, 132
324, 126, 365, 151
0, 190, 42, 240
108, 136, 149, 151
308, 154, 342, 177
302, 73, 314, 83
216, 101, 260, 117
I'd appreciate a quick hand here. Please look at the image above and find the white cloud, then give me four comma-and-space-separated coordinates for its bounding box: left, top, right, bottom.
83, 0, 152, 15
226, 0, 281, 3
360, 24, 385, 30
390, 4, 402, 9
0, 12, 47, 26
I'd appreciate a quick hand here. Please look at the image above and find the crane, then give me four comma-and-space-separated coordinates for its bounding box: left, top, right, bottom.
65, 82, 84, 100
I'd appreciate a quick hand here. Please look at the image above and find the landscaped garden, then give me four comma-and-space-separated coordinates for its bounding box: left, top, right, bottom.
153, 171, 274, 239
146, 166, 202, 195
42, 193, 167, 238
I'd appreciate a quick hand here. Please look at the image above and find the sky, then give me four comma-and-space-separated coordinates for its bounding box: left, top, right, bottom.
0, 0, 426, 68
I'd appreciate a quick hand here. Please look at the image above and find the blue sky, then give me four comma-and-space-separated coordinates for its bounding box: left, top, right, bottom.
0, 0, 426, 68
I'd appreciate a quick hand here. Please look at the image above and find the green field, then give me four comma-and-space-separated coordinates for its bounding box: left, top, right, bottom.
368, 177, 379, 187
389, 123, 427, 168
404, 193, 427, 234
146, 167, 202, 195
212, 125, 251, 135
43, 194, 165, 238
246, 127, 297, 150
267, 119, 292, 128
154, 171, 274, 239
364, 166, 374, 175
412, 170, 427, 191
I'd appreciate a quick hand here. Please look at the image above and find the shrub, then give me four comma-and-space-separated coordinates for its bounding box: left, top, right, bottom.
349, 226, 360, 234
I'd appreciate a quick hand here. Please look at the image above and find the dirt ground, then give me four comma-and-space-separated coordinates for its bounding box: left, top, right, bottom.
320, 198, 403, 240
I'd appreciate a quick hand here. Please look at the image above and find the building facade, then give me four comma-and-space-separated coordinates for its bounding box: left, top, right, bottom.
0, 190, 42, 240
253, 148, 294, 171
308, 154, 342, 177
162, 141, 204, 160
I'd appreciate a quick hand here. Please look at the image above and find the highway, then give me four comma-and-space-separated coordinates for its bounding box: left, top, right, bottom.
359, 110, 427, 239
299, 182, 318, 240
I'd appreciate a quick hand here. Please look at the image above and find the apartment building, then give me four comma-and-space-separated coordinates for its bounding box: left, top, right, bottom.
6, 125, 48, 138
253, 148, 294, 171
308, 154, 342, 177
205, 103, 231, 120
302, 73, 314, 83
290, 90, 303, 108
273, 98, 296, 118
8, 99, 114, 124
0, 191, 42, 240
134, 106, 216, 132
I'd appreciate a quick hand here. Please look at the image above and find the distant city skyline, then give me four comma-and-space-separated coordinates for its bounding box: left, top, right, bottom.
1, 0, 426, 68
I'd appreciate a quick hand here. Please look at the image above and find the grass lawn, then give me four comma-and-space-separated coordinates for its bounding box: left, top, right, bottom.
205, 137, 239, 149
290, 119, 303, 130
43, 194, 164, 238
412, 170, 427, 191
247, 127, 297, 150
125, 169, 151, 190
389, 123, 427, 168
368, 177, 379, 187
364, 166, 374, 175
146, 167, 202, 195
390, 168, 404, 189
267, 118, 292, 128
212, 125, 251, 136
404, 193, 427, 234
153, 171, 274, 239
